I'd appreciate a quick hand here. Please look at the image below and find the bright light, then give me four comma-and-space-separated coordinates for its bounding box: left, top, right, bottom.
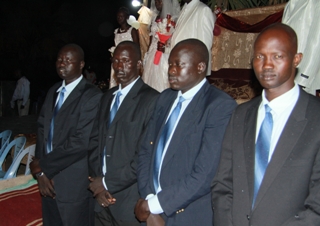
132, 0, 141, 7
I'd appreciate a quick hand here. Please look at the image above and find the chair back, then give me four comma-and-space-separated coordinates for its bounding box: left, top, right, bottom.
0, 130, 12, 155
2, 146, 31, 179
0, 136, 26, 171
24, 144, 36, 175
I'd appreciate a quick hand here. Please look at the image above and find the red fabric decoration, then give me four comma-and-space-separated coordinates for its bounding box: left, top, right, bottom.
0, 184, 42, 225
154, 32, 172, 65
215, 9, 284, 33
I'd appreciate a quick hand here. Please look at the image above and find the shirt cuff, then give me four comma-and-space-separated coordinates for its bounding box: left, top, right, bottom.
102, 177, 108, 190
146, 193, 164, 214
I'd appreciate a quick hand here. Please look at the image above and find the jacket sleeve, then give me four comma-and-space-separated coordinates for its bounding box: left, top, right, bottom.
211, 112, 235, 226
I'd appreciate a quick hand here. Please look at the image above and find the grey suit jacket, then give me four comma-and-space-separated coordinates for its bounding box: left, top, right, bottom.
212, 88, 320, 226
35, 77, 101, 221
138, 81, 236, 226
88, 78, 159, 221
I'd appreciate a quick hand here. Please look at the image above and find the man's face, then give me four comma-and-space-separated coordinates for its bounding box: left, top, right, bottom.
253, 29, 302, 95
112, 45, 140, 88
56, 47, 83, 84
168, 46, 203, 93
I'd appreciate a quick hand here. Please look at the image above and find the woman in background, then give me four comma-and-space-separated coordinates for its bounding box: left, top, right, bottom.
109, 7, 140, 89
142, 0, 180, 92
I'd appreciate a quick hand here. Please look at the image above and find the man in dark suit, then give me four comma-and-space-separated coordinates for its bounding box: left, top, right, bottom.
212, 23, 320, 225
30, 44, 102, 225
88, 41, 159, 226
135, 39, 236, 225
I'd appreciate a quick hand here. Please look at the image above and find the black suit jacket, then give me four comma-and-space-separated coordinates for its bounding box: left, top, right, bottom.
138, 81, 237, 225
88, 78, 159, 221
212, 88, 320, 225
35, 77, 102, 224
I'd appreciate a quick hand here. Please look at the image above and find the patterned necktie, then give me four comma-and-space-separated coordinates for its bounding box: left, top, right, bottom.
47, 87, 66, 153
109, 91, 122, 127
153, 96, 185, 191
253, 104, 273, 207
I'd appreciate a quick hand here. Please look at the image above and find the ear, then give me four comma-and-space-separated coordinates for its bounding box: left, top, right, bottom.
293, 53, 303, 68
197, 62, 207, 74
80, 61, 85, 70
137, 60, 142, 70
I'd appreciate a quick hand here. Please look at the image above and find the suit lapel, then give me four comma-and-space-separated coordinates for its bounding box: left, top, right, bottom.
110, 78, 144, 126
161, 82, 208, 169
243, 98, 261, 204
253, 90, 309, 209
57, 78, 87, 114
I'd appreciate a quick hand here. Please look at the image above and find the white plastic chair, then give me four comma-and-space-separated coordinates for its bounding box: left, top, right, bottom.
0, 130, 12, 155
0, 136, 26, 174
24, 144, 36, 175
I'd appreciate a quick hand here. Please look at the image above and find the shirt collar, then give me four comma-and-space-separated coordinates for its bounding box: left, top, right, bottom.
113, 76, 140, 96
261, 83, 300, 116
57, 75, 83, 93
177, 78, 206, 100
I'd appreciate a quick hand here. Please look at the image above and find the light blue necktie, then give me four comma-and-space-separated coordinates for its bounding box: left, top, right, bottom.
47, 87, 66, 153
102, 91, 122, 173
253, 104, 273, 207
109, 91, 122, 127
153, 96, 185, 191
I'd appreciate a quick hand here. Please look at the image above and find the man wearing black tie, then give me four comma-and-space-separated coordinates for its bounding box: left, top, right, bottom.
135, 39, 236, 225
88, 41, 159, 226
212, 23, 320, 225
30, 44, 102, 225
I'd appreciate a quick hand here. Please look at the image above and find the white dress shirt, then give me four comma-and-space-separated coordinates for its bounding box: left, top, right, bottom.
10, 76, 30, 108
256, 83, 299, 162
55, 75, 83, 105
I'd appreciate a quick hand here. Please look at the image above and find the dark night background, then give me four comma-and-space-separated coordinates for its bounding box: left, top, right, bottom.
0, 0, 149, 103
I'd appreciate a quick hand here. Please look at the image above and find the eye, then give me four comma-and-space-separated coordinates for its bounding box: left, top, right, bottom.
274, 55, 282, 59
255, 54, 263, 59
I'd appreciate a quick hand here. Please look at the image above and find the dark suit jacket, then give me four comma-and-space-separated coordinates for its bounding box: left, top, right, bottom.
35, 77, 102, 224
212, 88, 320, 226
88, 78, 159, 221
138, 81, 237, 226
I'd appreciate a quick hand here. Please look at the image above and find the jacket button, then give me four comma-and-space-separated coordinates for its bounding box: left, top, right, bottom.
247, 215, 250, 220
108, 136, 113, 139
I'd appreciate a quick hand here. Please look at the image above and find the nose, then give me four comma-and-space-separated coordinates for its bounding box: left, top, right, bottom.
262, 56, 274, 69
168, 65, 176, 75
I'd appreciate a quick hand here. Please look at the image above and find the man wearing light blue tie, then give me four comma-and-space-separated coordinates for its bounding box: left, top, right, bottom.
30, 44, 102, 226
88, 41, 159, 226
212, 23, 320, 225
135, 39, 236, 225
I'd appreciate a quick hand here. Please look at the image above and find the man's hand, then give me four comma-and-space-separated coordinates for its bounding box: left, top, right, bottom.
147, 214, 165, 226
88, 176, 106, 196
37, 174, 56, 198
95, 190, 116, 207
88, 176, 116, 206
134, 198, 151, 222
30, 157, 42, 176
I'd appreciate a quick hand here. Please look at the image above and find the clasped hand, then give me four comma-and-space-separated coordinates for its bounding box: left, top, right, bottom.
88, 176, 116, 207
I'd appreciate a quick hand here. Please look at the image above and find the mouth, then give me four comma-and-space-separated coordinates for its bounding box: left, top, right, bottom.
168, 76, 177, 83
115, 71, 125, 78
58, 68, 65, 75
259, 73, 276, 81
